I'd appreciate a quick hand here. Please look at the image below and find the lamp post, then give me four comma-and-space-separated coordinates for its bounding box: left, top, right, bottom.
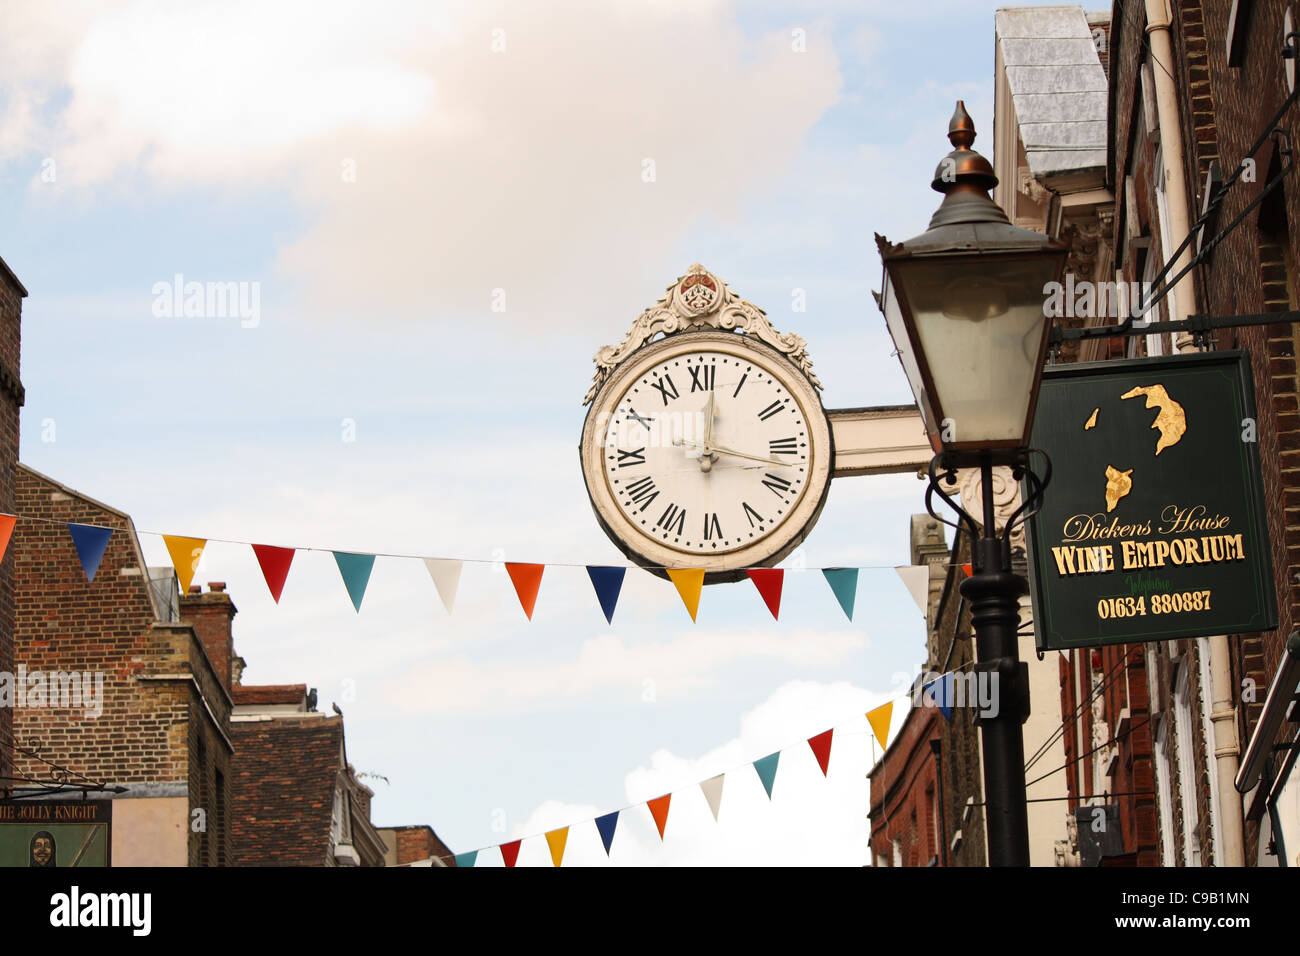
875, 102, 1067, 867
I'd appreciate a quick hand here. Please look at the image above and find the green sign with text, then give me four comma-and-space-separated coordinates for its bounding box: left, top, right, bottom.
1026, 351, 1276, 651
0, 799, 111, 867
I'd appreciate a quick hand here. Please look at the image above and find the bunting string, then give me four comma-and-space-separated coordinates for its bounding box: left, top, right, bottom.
449, 664, 976, 866
0, 510, 971, 623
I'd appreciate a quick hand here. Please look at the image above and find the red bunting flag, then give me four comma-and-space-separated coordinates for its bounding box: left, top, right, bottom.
505, 563, 545, 620
647, 794, 671, 840
252, 545, 295, 604
0, 514, 15, 565
807, 729, 833, 776
500, 839, 522, 868
961, 563, 973, 578
746, 568, 784, 620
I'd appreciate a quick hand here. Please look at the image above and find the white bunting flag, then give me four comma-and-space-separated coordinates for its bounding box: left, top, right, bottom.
894, 565, 930, 618
424, 558, 463, 614
700, 773, 725, 822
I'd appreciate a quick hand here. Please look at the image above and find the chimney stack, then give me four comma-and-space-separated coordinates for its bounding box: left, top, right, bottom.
180, 582, 237, 692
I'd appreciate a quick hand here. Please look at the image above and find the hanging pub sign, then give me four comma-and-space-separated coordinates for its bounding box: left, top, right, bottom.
1025, 350, 1276, 651
0, 799, 111, 866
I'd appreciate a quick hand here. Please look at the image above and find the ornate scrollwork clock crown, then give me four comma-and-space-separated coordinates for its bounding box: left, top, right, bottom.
583, 264, 822, 404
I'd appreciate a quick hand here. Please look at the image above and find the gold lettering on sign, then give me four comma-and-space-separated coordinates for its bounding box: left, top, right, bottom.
1084, 408, 1099, 430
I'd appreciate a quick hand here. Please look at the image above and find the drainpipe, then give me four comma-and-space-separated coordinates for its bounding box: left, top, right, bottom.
1144, 0, 1199, 344
1143, 0, 1246, 867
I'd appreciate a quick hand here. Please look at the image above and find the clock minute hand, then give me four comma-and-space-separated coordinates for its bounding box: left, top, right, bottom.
673, 437, 790, 468
707, 442, 792, 467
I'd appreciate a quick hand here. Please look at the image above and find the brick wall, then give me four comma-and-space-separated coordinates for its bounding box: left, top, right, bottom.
0, 260, 24, 789
10, 466, 232, 864
1179, 0, 1300, 864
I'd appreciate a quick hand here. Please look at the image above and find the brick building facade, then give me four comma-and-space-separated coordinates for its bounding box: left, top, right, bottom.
0, 256, 25, 790
992, 0, 1300, 866
9, 465, 233, 865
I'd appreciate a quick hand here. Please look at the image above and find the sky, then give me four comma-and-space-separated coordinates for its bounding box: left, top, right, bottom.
0, 0, 1071, 866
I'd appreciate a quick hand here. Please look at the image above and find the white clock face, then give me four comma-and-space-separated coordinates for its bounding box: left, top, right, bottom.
601, 349, 812, 554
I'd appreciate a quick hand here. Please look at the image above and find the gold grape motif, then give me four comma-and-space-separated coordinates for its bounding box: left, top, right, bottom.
1104, 465, 1134, 513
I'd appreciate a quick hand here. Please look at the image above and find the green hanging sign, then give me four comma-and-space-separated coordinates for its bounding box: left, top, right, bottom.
1026, 351, 1276, 651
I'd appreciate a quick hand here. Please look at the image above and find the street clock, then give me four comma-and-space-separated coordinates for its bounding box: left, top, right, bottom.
580, 265, 834, 582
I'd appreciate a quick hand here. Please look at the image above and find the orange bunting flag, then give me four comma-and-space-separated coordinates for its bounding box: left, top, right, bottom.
866, 702, 894, 751
647, 794, 672, 840
961, 563, 973, 578
746, 568, 784, 620
545, 827, 568, 867
505, 563, 544, 620
666, 569, 704, 621
0, 514, 15, 565
807, 729, 834, 776
163, 535, 207, 595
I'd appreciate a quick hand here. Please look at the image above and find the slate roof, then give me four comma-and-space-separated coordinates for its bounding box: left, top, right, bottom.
996, 5, 1108, 178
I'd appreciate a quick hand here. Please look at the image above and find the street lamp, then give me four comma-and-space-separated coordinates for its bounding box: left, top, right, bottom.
875, 101, 1066, 867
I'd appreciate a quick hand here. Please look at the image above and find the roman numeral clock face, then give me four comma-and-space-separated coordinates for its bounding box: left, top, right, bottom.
581, 335, 833, 578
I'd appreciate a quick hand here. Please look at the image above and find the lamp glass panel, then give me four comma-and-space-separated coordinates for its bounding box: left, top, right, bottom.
893, 254, 1058, 446
879, 271, 938, 440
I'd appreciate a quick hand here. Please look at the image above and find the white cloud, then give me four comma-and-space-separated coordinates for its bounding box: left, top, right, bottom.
477, 679, 898, 866
8, 0, 841, 326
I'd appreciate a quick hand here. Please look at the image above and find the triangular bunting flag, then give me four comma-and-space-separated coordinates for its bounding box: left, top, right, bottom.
924, 672, 955, 721
808, 729, 834, 776
67, 523, 113, 583
647, 794, 671, 840
895, 565, 930, 617
500, 839, 522, 868
867, 701, 894, 750
424, 558, 462, 614
594, 811, 619, 856
252, 545, 295, 604
666, 568, 704, 621
961, 563, 973, 578
333, 551, 375, 612
163, 535, 207, 596
700, 773, 725, 822
753, 752, 780, 799
822, 568, 858, 621
0, 514, 16, 565
454, 850, 477, 868
545, 827, 568, 867
746, 568, 784, 620
505, 563, 544, 620
586, 566, 625, 624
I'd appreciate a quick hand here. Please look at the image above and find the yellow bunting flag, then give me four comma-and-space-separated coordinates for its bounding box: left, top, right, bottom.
866, 701, 894, 751
666, 569, 705, 621
163, 535, 207, 594
545, 827, 568, 867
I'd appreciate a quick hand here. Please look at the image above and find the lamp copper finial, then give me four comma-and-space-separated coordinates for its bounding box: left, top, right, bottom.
928, 101, 1001, 222
948, 100, 976, 149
